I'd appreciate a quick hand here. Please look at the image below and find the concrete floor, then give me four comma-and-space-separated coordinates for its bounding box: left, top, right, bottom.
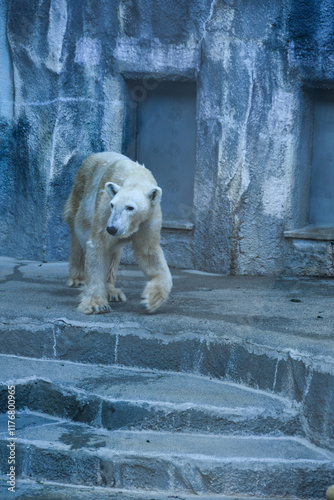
0, 257, 334, 499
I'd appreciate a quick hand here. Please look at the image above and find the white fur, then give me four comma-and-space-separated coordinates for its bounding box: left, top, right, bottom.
64, 152, 172, 314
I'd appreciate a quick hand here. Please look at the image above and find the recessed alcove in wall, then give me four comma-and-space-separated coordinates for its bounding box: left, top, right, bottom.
285, 89, 334, 241
123, 79, 197, 230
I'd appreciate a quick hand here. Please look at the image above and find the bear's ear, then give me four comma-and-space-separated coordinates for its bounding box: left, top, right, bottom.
148, 187, 162, 204
105, 182, 120, 198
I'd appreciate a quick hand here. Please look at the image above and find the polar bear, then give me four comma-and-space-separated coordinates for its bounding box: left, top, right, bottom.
63, 152, 172, 314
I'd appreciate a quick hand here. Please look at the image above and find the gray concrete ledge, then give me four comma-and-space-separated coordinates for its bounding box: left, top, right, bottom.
284, 225, 334, 241
0, 355, 301, 436
0, 477, 302, 500
1, 257, 334, 454
0, 414, 333, 498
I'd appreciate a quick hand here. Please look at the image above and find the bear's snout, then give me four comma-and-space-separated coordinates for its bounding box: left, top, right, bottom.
106, 226, 118, 236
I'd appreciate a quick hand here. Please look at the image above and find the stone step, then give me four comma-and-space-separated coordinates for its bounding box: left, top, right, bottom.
0, 355, 300, 436
0, 414, 332, 499
0, 477, 303, 500
1, 261, 334, 453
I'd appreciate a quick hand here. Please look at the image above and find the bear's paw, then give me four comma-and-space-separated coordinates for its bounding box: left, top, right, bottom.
141, 279, 170, 313
78, 296, 112, 315
107, 285, 127, 302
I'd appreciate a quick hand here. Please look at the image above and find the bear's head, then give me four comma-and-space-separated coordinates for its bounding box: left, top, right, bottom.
104, 182, 162, 238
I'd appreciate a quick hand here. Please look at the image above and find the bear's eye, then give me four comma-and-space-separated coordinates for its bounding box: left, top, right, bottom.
126, 205, 135, 211
110, 203, 114, 209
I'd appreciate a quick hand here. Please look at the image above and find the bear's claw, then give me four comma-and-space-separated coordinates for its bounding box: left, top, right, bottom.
67, 278, 85, 288
78, 297, 112, 315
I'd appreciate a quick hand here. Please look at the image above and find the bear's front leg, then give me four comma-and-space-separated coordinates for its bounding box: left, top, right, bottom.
107, 249, 127, 302
78, 239, 111, 314
133, 236, 172, 313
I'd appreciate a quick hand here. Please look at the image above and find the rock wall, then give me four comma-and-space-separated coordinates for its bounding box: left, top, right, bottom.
1, 0, 334, 275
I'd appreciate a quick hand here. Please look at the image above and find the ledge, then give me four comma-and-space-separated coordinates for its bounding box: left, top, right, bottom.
162, 219, 194, 231
284, 225, 334, 241
115, 37, 199, 77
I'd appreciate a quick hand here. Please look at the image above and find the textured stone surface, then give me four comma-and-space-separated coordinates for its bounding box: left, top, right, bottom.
1, 1, 334, 274
0, 415, 333, 498
0, 355, 300, 436
0, 478, 307, 500
1, 258, 334, 498
1, 257, 334, 456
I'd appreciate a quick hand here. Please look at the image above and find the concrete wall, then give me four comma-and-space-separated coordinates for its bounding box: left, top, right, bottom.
1, 0, 334, 275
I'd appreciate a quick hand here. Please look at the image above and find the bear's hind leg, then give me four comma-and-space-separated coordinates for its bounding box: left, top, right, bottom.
68, 234, 85, 287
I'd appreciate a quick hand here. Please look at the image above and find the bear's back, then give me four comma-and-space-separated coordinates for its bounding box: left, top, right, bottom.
81, 152, 157, 193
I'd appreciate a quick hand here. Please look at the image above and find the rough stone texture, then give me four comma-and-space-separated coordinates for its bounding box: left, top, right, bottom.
0, 480, 299, 500
1, 258, 334, 457
0, 356, 301, 436
1, 258, 334, 498
1, 416, 333, 498
1, 0, 334, 274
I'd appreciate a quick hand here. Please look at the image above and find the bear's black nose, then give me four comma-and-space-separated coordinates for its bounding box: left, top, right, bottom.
106, 226, 118, 235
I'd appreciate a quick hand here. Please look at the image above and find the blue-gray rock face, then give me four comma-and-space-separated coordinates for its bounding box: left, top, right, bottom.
1, 0, 334, 275
288, 0, 334, 80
